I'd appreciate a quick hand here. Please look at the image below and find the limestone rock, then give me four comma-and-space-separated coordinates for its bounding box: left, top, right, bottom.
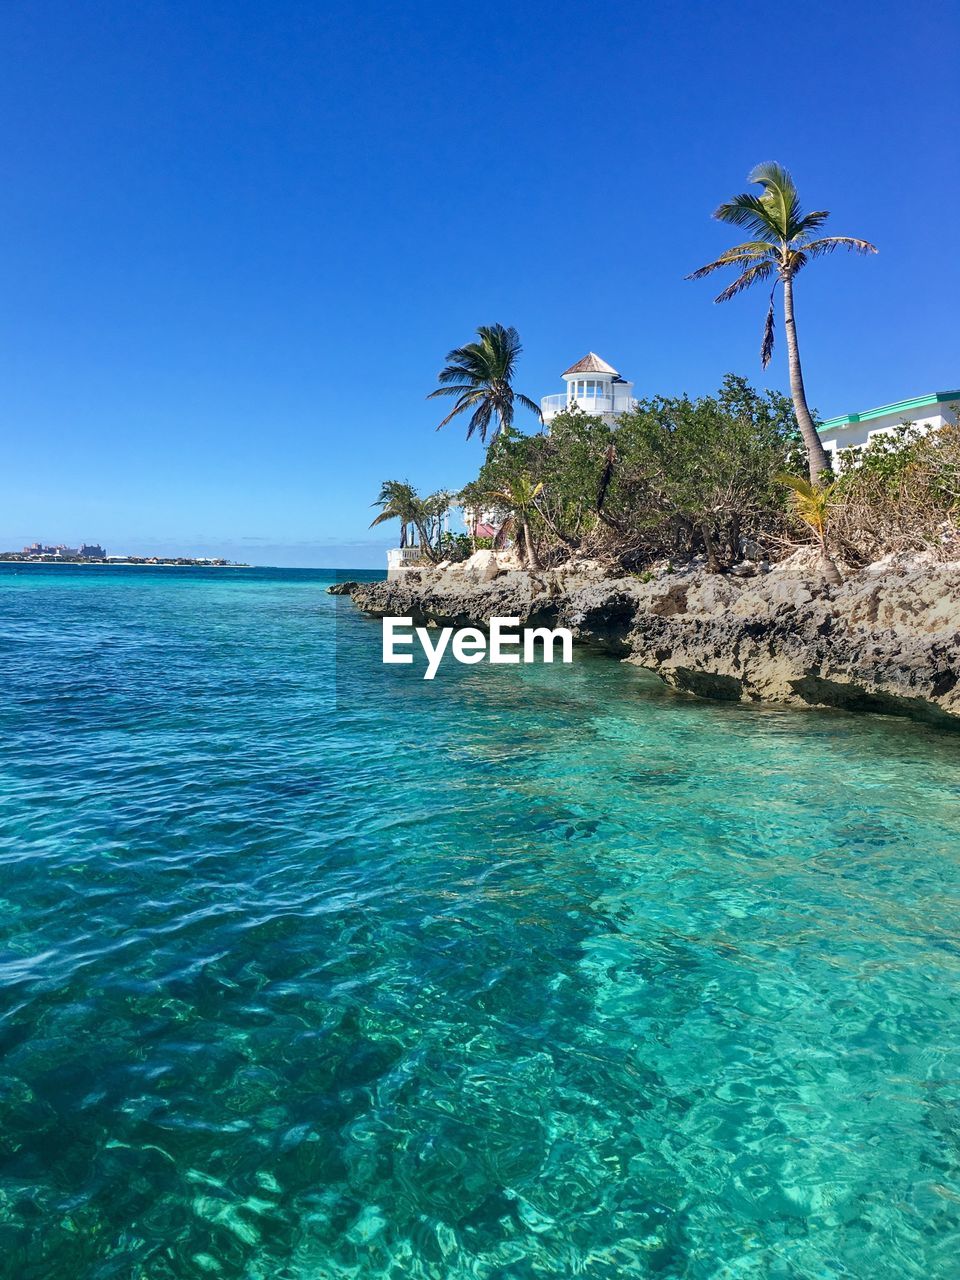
347, 559, 960, 727
461, 550, 503, 582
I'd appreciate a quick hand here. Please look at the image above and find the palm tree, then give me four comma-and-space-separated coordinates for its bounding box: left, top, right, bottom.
423, 489, 453, 557
369, 480, 438, 563
688, 163, 876, 483
777, 471, 842, 585
428, 323, 542, 445
487, 476, 545, 570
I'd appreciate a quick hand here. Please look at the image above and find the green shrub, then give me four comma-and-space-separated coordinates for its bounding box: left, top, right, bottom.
459, 374, 801, 571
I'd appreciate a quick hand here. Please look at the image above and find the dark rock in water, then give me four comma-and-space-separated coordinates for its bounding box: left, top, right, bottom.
349, 557, 960, 727
326, 581, 360, 595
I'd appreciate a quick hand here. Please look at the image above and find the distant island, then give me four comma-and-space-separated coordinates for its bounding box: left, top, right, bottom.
1, 542, 249, 567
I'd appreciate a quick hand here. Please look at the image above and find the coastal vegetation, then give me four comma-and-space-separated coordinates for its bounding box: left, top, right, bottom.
687, 162, 876, 482
485, 475, 545, 570
369, 163, 958, 581
830, 423, 960, 564
777, 471, 842, 584
460, 374, 806, 572
369, 480, 448, 562
374, 388, 959, 576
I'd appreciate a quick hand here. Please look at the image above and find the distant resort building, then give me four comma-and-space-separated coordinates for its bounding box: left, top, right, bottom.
20, 542, 106, 559
819, 391, 959, 465
540, 353, 636, 427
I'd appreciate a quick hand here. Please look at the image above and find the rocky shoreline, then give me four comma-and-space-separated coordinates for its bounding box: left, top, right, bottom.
340, 553, 960, 727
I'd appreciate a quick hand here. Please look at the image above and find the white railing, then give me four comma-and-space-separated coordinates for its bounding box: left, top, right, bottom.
541, 394, 616, 417
386, 546, 425, 570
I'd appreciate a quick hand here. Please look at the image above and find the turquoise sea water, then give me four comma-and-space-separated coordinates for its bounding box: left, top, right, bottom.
2, 565, 960, 1279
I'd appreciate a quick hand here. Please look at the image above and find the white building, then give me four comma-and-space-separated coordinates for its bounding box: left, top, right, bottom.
386, 546, 424, 579
819, 390, 959, 464
540, 353, 636, 426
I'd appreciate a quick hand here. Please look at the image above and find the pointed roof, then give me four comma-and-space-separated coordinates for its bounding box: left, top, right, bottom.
562, 352, 619, 377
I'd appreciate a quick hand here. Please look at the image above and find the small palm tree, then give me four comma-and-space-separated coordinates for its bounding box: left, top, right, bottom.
428, 323, 542, 445
369, 480, 438, 563
688, 163, 876, 483
777, 471, 842, 585
487, 476, 545, 570
423, 489, 453, 557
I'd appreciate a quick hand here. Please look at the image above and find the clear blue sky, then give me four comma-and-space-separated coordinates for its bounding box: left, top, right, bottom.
1, 0, 956, 567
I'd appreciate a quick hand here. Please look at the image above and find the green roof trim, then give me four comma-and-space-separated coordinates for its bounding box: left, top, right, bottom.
819, 391, 960, 434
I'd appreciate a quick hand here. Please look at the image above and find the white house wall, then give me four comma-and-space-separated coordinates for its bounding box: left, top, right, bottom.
821, 405, 957, 460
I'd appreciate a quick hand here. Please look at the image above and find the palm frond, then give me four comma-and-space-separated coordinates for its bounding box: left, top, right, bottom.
760, 286, 777, 368
790, 250, 808, 275
436, 350, 484, 379
493, 516, 515, 550
685, 242, 775, 280
427, 383, 476, 399
515, 392, 544, 421
748, 161, 796, 193
801, 236, 878, 259
777, 471, 818, 500
747, 161, 803, 238
795, 209, 830, 234
714, 260, 775, 303
776, 470, 834, 537
369, 479, 425, 530
486, 476, 543, 512
467, 400, 493, 442
713, 192, 779, 238
435, 390, 484, 430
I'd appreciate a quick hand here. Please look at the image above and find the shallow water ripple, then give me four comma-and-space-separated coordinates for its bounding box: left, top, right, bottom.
1, 566, 960, 1278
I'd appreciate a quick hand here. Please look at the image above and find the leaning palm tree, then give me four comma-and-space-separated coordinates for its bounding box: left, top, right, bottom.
428, 323, 542, 446
778, 471, 842, 585
369, 480, 438, 563
487, 476, 545, 571
688, 163, 876, 482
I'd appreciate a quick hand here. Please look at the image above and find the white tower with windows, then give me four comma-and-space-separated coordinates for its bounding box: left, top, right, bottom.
540, 353, 635, 426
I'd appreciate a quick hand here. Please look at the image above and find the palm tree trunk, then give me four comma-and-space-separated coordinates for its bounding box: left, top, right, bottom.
413, 518, 439, 563
820, 552, 842, 586
728, 513, 741, 563
701, 523, 722, 573
817, 533, 842, 585
522, 519, 541, 571
782, 275, 831, 484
